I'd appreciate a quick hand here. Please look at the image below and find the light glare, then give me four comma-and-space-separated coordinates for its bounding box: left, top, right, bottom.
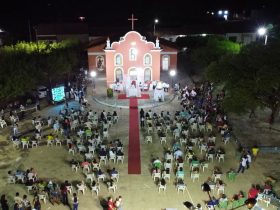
258, 27, 267, 36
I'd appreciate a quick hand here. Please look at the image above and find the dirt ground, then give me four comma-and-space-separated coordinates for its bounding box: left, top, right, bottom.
0, 72, 279, 210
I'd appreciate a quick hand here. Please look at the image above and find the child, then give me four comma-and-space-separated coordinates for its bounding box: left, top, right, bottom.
72, 193, 79, 210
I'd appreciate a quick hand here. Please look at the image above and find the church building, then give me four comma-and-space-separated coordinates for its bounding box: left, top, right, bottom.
87, 17, 178, 88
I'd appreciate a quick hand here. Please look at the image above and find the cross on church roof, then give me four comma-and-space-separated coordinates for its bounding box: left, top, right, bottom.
128, 14, 138, 30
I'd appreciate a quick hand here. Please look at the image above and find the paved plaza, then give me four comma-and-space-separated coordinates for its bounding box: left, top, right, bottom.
0, 71, 279, 210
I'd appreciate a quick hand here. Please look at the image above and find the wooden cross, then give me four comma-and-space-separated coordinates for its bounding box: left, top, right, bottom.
128, 14, 138, 30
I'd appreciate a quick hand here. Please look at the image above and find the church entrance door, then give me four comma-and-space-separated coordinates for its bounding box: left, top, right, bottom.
129, 68, 137, 81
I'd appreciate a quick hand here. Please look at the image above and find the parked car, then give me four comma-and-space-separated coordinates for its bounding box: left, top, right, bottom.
37, 86, 48, 99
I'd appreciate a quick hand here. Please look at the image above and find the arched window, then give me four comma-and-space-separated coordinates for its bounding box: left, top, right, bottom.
143, 53, 152, 66
115, 68, 123, 82
129, 48, 137, 61
115, 54, 123, 66
162, 55, 170, 71
144, 68, 152, 82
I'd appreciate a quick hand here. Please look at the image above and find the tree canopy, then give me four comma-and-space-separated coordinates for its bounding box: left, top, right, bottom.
206, 40, 280, 123
191, 36, 240, 69
0, 40, 81, 101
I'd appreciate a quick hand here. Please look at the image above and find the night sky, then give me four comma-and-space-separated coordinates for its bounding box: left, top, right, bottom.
0, 0, 280, 40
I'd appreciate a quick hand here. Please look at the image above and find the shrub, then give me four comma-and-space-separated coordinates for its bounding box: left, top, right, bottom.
107, 88, 113, 98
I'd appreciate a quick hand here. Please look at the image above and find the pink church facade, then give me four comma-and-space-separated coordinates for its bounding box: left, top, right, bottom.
87, 31, 178, 87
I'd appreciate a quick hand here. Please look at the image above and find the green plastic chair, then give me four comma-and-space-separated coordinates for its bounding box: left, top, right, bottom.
238, 197, 247, 206
218, 201, 228, 209
231, 200, 240, 209
227, 172, 237, 181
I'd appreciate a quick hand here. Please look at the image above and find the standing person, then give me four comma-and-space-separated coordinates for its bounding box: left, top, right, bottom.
140, 116, 145, 128
33, 196, 41, 210
114, 196, 123, 210
1, 194, 9, 210
60, 183, 68, 205
13, 192, 23, 210
140, 108, 144, 118
246, 152, 252, 169
237, 155, 247, 173
72, 193, 79, 210
252, 145, 259, 161
22, 194, 31, 210
107, 197, 115, 210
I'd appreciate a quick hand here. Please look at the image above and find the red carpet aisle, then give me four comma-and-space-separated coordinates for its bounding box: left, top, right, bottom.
128, 98, 141, 174
117, 94, 150, 100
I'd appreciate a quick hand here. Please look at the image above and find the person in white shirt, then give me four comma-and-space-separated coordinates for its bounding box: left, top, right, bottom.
246, 152, 252, 169
237, 155, 247, 173
115, 196, 123, 210
174, 149, 183, 160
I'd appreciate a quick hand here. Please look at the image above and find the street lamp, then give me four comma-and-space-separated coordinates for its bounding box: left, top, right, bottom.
90, 71, 97, 89
217, 10, 229, 20
153, 18, 159, 36
169, 69, 176, 89
257, 27, 268, 45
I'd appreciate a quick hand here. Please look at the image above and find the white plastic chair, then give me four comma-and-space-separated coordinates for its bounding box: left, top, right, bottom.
88, 146, 95, 154
47, 140, 53, 147
108, 183, 117, 193
201, 163, 209, 172
213, 174, 223, 182
85, 153, 94, 160
91, 184, 100, 195
38, 194, 47, 204
55, 139, 62, 146
158, 184, 166, 193
83, 165, 91, 173
31, 141, 38, 148
217, 154, 225, 162
216, 185, 225, 195
152, 172, 161, 181
77, 184, 87, 194
162, 173, 171, 182
69, 148, 75, 155
177, 185, 186, 194
0, 120, 7, 128
160, 137, 167, 144
7, 176, 16, 184
191, 123, 198, 132
145, 136, 152, 144
109, 153, 116, 163
85, 173, 95, 183
200, 144, 208, 154
111, 173, 119, 182
117, 155, 124, 164
92, 163, 100, 170
26, 185, 33, 193
22, 141, 29, 149
100, 156, 107, 165
97, 174, 106, 182
180, 138, 187, 145
207, 154, 214, 162
190, 173, 200, 182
